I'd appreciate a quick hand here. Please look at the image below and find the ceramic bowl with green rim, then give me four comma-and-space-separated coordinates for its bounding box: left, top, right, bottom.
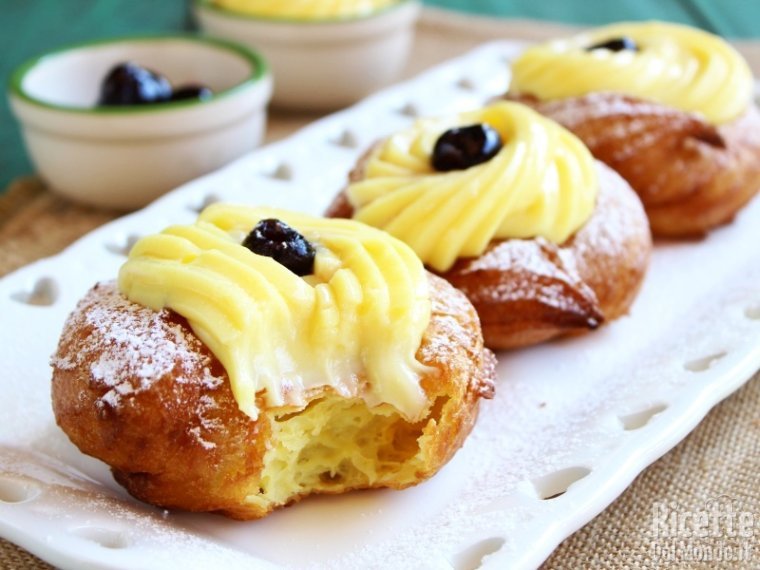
8, 35, 272, 210
193, 0, 420, 111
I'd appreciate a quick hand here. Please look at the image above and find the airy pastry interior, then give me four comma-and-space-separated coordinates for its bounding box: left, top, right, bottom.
245, 394, 442, 509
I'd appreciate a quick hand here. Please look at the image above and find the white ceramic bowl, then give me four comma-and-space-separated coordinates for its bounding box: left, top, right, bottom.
193, 0, 420, 110
8, 35, 272, 210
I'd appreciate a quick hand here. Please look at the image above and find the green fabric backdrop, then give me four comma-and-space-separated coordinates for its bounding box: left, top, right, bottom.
2, 0, 758, 192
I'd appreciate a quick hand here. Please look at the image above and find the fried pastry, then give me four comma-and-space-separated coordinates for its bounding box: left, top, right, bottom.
326, 101, 651, 349
507, 21, 760, 237
51, 206, 495, 519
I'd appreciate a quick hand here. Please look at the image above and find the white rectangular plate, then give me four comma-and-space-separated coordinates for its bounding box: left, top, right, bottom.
0, 41, 758, 570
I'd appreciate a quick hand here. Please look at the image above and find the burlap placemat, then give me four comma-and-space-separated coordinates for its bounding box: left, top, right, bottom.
1, 176, 758, 568
0, 177, 118, 277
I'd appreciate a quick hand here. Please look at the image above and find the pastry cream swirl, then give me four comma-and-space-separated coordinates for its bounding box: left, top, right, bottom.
212, 0, 400, 19
118, 205, 431, 421
347, 101, 598, 272
510, 21, 753, 125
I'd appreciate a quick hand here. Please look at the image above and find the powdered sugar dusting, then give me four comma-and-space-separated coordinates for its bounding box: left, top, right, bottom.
51, 282, 223, 413
191, 394, 224, 449
568, 162, 651, 300
464, 237, 592, 312
418, 274, 495, 399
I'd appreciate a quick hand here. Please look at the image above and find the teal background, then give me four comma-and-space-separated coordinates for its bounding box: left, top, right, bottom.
2, 0, 759, 192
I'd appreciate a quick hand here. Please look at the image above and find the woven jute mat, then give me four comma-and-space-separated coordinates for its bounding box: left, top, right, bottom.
1, 176, 757, 569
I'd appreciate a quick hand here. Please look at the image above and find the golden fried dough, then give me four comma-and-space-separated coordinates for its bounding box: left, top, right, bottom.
326, 161, 651, 349
510, 93, 760, 237
51, 277, 495, 520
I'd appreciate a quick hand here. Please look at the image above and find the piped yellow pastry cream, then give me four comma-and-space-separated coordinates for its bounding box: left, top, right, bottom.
510, 21, 753, 125
346, 101, 598, 272
118, 205, 431, 421
211, 0, 400, 20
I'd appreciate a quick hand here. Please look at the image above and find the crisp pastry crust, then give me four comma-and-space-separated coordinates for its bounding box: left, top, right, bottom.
327, 158, 651, 349
51, 277, 495, 520
509, 93, 760, 237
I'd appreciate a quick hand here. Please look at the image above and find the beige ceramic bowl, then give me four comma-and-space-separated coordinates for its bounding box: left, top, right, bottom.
193, 0, 420, 111
8, 35, 272, 210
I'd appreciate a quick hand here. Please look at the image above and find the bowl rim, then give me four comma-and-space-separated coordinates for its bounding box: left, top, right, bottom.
193, 0, 418, 25
8, 33, 270, 115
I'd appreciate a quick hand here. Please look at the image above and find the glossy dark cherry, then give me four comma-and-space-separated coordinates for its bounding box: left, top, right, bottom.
170, 84, 214, 102
98, 62, 172, 106
242, 219, 316, 276
431, 124, 503, 172
586, 36, 639, 52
